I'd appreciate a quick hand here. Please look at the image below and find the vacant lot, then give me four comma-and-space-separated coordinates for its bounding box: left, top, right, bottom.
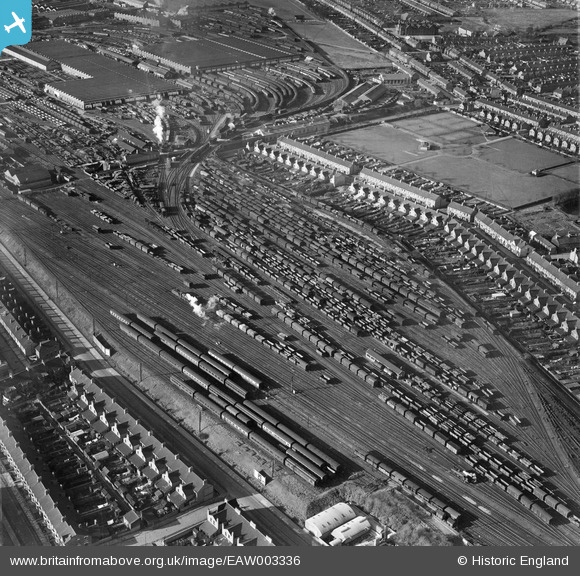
409, 154, 576, 209
392, 112, 487, 147
479, 8, 578, 32
514, 205, 580, 238
330, 124, 438, 164
477, 138, 578, 174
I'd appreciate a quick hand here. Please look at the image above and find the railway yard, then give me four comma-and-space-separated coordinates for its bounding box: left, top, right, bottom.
1, 0, 580, 550
2, 138, 580, 546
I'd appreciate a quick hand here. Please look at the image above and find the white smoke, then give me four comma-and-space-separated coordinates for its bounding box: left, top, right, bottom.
185, 294, 220, 320
375, 195, 386, 208
177, 6, 189, 15
153, 101, 165, 144
367, 190, 377, 202
205, 294, 220, 310
353, 190, 365, 200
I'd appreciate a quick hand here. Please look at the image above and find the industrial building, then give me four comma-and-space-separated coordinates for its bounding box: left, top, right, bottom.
305, 502, 357, 539
1, 45, 61, 72
113, 12, 162, 27
133, 36, 298, 74
329, 516, 371, 546
4, 166, 54, 191
17, 41, 180, 110
337, 81, 389, 109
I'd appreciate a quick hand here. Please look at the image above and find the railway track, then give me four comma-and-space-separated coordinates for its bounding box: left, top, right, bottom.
3, 164, 580, 545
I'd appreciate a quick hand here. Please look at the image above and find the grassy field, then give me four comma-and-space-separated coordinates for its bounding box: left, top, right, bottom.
476, 138, 576, 174
409, 153, 576, 209
330, 124, 438, 164
330, 113, 489, 164
392, 113, 488, 147
459, 8, 578, 33
333, 112, 578, 208
480, 8, 578, 31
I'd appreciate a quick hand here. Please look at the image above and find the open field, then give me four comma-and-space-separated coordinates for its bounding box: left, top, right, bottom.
333, 112, 578, 208
329, 112, 490, 164
476, 138, 579, 175
392, 112, 488, 148
330, 124, 438, 164
409, 153, 576, 209
459, 9, 578, 33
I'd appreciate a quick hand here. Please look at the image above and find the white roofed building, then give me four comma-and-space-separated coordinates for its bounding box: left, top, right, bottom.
305, 502, 356, 539
329, 516, 371, 546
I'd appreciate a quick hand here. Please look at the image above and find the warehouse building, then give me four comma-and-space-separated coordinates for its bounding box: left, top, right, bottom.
337, 81, 389, 108
305, 502, 357, 539
45, 9, 91, 27
114, 12, 162, 27
329, 516, 371, 546
134, 37, 298, 75
4, 166, 53, 191
1, 45, 61, 72
22, 41, 180, 109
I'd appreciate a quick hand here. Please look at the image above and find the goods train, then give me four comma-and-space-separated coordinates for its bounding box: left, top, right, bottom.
110, 309, 261, 392
111, 309, 341, 484
357, 450, 462, 528
169, 373, 337, 485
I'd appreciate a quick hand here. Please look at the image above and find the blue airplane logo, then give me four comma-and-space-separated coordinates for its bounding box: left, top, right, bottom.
5, 12, 27, 34
1, 2, 32, 54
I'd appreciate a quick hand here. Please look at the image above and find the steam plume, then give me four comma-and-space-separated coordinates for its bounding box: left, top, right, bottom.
153, 101, 165, 144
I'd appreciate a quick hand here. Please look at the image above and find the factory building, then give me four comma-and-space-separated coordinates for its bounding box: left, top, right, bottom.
337, 81, 389, 108
114, 12, 162, 27
133, 37, 298, 75
2, 46, 61, 72
4, 166, 53, 191
44, 9, 92, 27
